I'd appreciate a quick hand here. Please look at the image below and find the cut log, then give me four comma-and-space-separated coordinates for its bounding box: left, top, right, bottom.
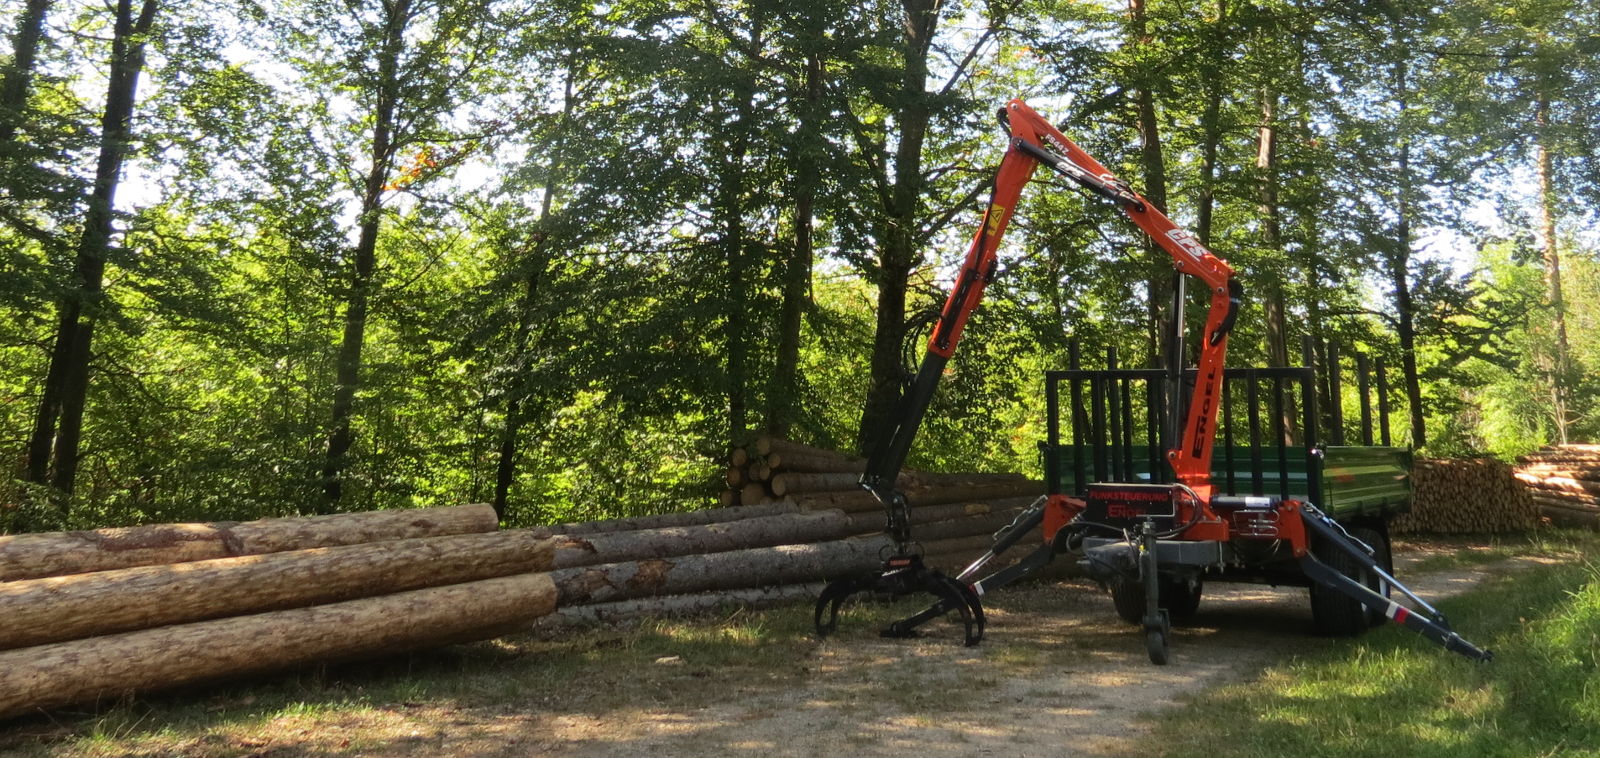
536, 583, 824, 629
1516, 484, 1600, 507
718, 490, 739, 507
741, 483, 770, 505
750, 462, 773, 482
0, 572, 558, 720
729, 447, 749, 467
756, 436, 863, 464
550, 502, 798, 536
771, 472, 863, 497
791, 483, 1041, 513
0, 530, 558, 650
549, 535, 894, 606
1532, 497, 1600, 529
550, 501, 1021, 569
724, 466, 747, 488
766, 450, 865, 474
1513, 473, 1600, 498
0, 504, 499, 583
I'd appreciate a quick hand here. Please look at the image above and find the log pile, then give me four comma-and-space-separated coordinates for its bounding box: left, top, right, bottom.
0, 439, 1042, 719
1392, 458, 1541, 534
0, 505, 562, 719
1514, 444, 1600, 530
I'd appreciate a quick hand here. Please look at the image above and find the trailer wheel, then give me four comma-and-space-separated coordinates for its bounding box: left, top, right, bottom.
1356, 526, 1393, 627
1111, 577, 1202, 625
1309, 532, 1374, 637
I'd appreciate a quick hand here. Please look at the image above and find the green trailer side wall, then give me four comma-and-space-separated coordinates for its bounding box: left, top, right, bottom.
1048, 444, 1411, 522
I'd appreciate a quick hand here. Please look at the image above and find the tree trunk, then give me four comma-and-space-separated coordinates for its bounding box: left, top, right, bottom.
538, 582, 823, 629
0, 503, 499, 581
1535, 94, 1572, 444
24, 0, 158, 496
1194, 0, 1227, 248
493, 70, 575, 518
0, 571, 558, 720
769, 49, 823, 438
1129, 0, 1171, 367
550, 500, 1019, 570
548, 501, 801, 536
859, 0, 939, 456
1386, 40, 1426, 448
549, 534, 894, 606
0, 530, 556, 650
0, 0, 53, 142
322, 0, 410, 507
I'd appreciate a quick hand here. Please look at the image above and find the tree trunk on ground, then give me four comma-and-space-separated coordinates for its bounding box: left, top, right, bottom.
24, 0, 158, 495
537, 582, 825, 629
790, 483, 1038, 512
547, 502, 800, 537
859, 0, 940, 456
549, 534, 893, 606
0, 572, 558, 720
0, 503, 498, 581
322, 0, 410, 507
0, 530, 556, 650
549, 501, 1017, 570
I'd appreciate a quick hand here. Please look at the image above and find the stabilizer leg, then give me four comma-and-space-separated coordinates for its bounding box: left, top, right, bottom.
1299, 508, 1493, 662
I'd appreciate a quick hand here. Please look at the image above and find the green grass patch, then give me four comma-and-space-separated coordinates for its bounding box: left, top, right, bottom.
1149, 531, 1600, 758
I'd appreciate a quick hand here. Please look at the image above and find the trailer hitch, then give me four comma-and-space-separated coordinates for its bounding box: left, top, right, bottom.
1298, 504, 1494, 662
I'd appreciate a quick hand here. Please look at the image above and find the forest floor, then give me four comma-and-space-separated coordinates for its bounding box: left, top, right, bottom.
0, 534, 1570, 758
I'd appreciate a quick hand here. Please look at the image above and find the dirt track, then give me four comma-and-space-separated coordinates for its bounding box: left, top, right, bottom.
443, 543, 1535, 757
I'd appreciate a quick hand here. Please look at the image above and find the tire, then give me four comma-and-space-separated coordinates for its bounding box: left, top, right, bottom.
1357, 526, 1393, 627
1164, 577, 1203, 621
1112, 576, 1202, 625
1309, 527, 1381, 637
1112, 578, 1145, 625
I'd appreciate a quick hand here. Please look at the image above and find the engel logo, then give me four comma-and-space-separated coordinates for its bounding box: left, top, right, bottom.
1166, 228, 1209, 261
1107, 504, 1147, 519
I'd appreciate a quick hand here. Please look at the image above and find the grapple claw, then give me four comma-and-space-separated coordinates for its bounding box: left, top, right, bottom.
813, 554, 986, 646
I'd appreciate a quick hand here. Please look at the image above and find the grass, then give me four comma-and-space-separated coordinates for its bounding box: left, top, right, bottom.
1147, 530, 1600, 758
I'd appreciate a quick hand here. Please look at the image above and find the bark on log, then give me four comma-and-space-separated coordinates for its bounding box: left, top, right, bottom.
756, 436, 863, 464
1533, 497, 1600, 529
0, 530, 557, 650
0, 504, 499, 582
535, 583, 824, 629
791, 484, 1041, 513
0, 572, 558, 720
1514, 473, 1600, 498
1516, 484, 1600, 507
550, 502, 798, 536
766, 450, 864, 474
769, 470, 1030, 497
549, 535, 894, 606
549, 502, 1020, 569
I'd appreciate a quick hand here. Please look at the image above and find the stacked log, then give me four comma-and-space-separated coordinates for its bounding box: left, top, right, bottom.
0, 507, 561, 720
0, 437, 1045, 718
1392, 458, 1540, 534
1515, 444, 1600, 529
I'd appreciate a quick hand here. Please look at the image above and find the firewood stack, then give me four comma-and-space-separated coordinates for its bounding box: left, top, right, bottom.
1514, 444, 1600, 530
1391, 458, 1541, 534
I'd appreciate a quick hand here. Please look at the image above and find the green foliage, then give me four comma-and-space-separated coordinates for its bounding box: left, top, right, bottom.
2, 0, 1596, 531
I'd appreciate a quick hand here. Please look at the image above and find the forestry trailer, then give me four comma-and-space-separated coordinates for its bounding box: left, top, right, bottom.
813, 99, 1492, 665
